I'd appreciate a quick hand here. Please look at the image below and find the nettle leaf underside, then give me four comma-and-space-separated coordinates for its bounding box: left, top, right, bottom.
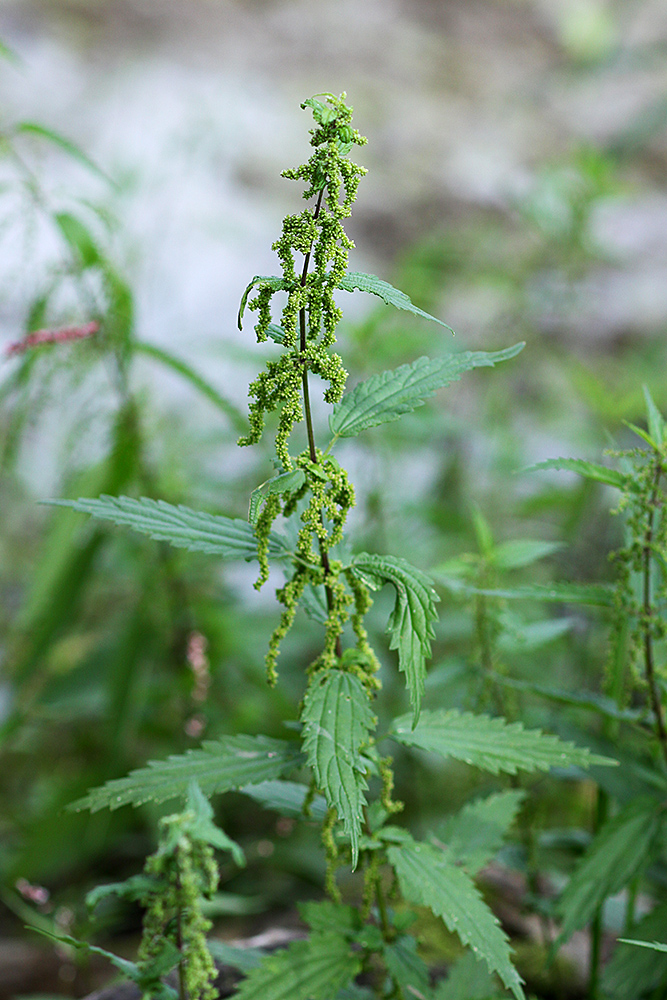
301, 671, 376, 867
390, 708, 616, 775
388, 839, 525, 1000
330, 344, 524, 440
71, 735, 303, 812
351, 553, 439, 724
48, 496, 289, 561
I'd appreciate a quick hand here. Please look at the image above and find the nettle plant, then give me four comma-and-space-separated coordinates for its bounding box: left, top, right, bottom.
57, 95, 613, 1000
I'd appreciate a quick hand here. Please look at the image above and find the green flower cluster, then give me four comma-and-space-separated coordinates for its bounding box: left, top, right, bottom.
238, 93, 367, 467
138, 810, 219, 1000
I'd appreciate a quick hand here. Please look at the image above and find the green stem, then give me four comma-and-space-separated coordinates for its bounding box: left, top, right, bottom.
642, 459, 667, 765
298, 188, 342, 658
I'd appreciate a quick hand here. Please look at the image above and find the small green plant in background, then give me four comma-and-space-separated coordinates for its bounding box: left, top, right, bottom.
50, 93, 615, 1000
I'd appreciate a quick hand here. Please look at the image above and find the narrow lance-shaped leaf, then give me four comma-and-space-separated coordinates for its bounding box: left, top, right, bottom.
330, 344, 524, 440
134, 341, 248, 433
70, 735, 303, 812
301, 671, 376, 867
234, 932, 362, 1000
390, 708, 616, 775
47, 496, 290, 561
388, 838, 525, 1000
557, 796, 662, 943
337, 271, 454, 330
249, 469, 306, 525
16, 121, 114, 185
434, 577, 615, 608
351, 553, 439, 724
523, 457, 630, 491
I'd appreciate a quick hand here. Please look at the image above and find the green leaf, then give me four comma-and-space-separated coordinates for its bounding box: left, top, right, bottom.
337, 271, 455, 331
16, 122, 113, 185
383, 935, 431, 998
33, 931, 179, 998
47, 495, 290, 561
433, 790, 526, 875
435, 579, 615, 608
351, 553, 439, 724
249, 469, 306, 525
207, 940, 266, 973
603, 904, 667, 997
301, 671, 376, 867
234, 932, 362, 1000
492, 539, 563, 569
390, 708, 616, 775
523, 457, 629, 490
643, 384, 666, 447
238, 276, 290, 330
240, 780, 327, 820
329, 345, 524, 440
54, 211, 102, 268
70, 735, 303, 811
387, 839, 525, 999
85, 874, 156, 911
557, 796, 662, 942
619, 939, 667, 952
496, 617, 574, 654
180, 781, 246, 866
434, 951, 500, 1000
134, 341, 248, 433
489, 674, 644, 723
299, 900, 360, 936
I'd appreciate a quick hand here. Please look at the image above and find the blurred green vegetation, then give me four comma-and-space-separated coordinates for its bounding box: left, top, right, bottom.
1, 21, 667, 997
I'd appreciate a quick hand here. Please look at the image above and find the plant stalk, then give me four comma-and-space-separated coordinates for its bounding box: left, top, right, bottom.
642, 459, 667, 765
298, 187, 342, 657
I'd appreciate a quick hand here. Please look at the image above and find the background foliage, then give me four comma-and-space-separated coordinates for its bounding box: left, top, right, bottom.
2, 2, 667, 998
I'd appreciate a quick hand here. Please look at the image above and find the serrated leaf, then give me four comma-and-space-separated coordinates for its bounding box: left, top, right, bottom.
301, 671, 376, 867
238, 276, 290, 330
523, 457, 629, 490
492, 539, 563, 570
351, 553, 439, 724
70, 735, 303, 812
299, 900, 360, 935
240, 780, 327, 820
234, 932, 362, 1000
249, 469, 306, 525
337, 271, 454, 331
47, 495, 290, 561
433, 790, 526, 875
329, 345, 524, 440
603, 903, 667, 997
390, 709, 616, 775
383, 934, 431, 998
557, 796, 662, 942
434, 951, 500, 1000
387, 840, 524, 999
435, 579, 615, 607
